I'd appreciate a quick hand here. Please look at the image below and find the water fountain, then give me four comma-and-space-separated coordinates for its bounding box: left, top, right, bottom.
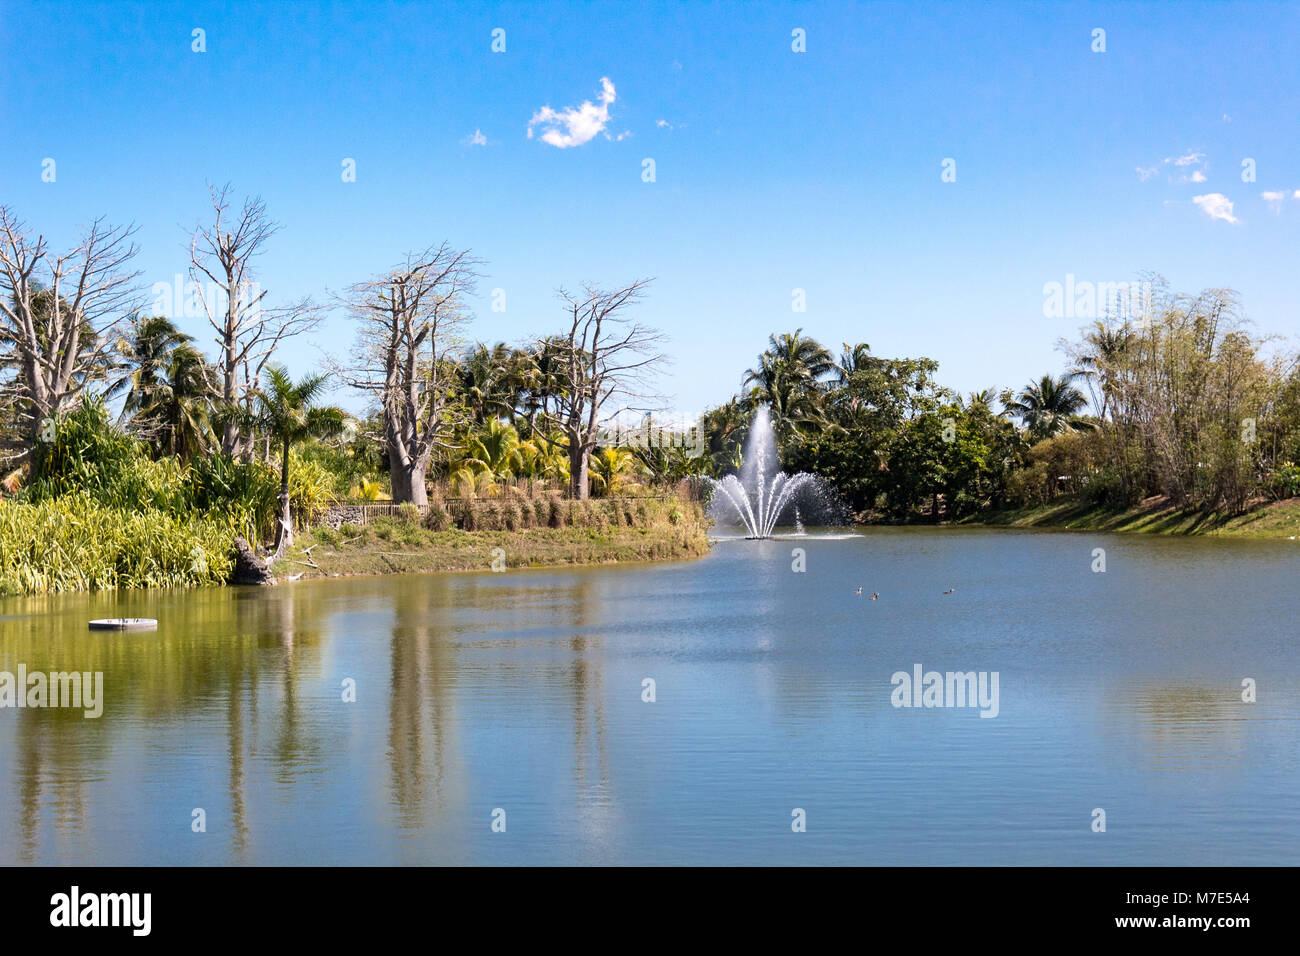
704, 407, 837, 539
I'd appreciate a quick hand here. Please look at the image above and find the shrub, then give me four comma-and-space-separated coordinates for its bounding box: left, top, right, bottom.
0, 494, 235, 594
313, 525, 342, 548
1266, 461, 1300, 500
424, 496, 451, 531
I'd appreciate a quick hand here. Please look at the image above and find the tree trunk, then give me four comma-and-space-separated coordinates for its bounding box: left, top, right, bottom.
569, 445, 589, 500
272, 439, 293, 560
390, 459, 429, 506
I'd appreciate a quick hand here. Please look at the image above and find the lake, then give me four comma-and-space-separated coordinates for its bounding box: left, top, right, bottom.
2, 528, 1297, 865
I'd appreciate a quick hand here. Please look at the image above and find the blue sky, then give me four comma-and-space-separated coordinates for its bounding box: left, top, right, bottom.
2, 0, 1298, 416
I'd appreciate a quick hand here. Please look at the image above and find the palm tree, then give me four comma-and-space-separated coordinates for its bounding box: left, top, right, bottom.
109, 315, 192, 425
961, 388, 999, 413
1070, 319, 1132, 421
742, 329, 835, 443
589, 447, 641, 497
516, 435, 569, 484
254, 365, 346, 558
1004, 373, 1091, 442
762, 329, 836, 380
147, 344, 219, 460
452, 417, 524, 490
835, 342, 873, 386
461, 342, 527, 425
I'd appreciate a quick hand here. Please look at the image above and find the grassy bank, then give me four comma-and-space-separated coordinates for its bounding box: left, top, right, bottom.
277, 498, 712, 580
961, 495, 1300, 539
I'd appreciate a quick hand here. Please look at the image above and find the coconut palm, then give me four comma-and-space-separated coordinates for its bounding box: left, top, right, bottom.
1070, 319, 1133, 421
835, 342, 873, 386
254, 365, 346, 558
461, 342, 529, 424
517, 436, 569, 483
589, 446, 641, 497
145, 344, 220, 460
1004, 373, 1091, 441
742, 330, 835, 444
109, 315, 193, 423
461, 418, 523, 477
961, 388, 999, 413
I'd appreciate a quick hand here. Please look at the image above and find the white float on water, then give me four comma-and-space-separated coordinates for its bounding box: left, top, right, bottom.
88, 618, 158, 631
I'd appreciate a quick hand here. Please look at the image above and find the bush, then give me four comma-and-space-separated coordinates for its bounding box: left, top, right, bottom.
424, 496, 451, 531
0, 494, 235, 594
313, 525, 342, 548
1082, 468, 1135, 508
547, 495, 565, 528
1006, 463, 1050, 507
503, 499, 524, 531
28, 402, 188, 512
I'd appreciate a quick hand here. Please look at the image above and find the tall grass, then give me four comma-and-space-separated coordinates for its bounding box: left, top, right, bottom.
0, 494, 235, 594
3, 401, 337, 593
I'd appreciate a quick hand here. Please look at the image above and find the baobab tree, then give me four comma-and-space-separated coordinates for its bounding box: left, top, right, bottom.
189, 184, 320, 459
335, 243, 481, 504
0, 205, 142, 452
528, 279, 666, 499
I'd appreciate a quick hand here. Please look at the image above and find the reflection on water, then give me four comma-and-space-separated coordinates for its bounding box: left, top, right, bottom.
2, 528, 1298, 865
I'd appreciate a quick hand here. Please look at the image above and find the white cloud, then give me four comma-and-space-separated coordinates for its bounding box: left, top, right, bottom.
1262, 190, 1289, 212
463, 129, 488, 146
1294, 190, 1300, 199
1192, 193, 1239, 224
1166, 151, 1206, 167
656, 119, 674, 130
527, 77, 617, 148
1187, 170, 1207, 183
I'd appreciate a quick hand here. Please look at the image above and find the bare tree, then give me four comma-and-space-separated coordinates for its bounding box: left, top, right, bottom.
190, 184, 320, 458
334, 244, 481, 504
0, 206, 142, 451
528, 279, 666, 499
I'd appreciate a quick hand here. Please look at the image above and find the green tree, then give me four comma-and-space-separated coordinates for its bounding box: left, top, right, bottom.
108, 315, 191, 422
1004, 373, 1091, 442
254, 365, 346, 558
742, 329, 835, 448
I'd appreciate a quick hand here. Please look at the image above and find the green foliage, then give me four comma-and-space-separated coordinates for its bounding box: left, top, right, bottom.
295, 436, 382, 499
423, 495, 452, 531
28, 402, 187, 511
188, 452, 279, 540
24, 401, 339, 566
1266, 461, 1300, 500
0, 494, 234, 594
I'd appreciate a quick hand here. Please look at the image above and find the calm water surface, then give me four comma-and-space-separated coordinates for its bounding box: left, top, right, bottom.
2, 528, 1298, 865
